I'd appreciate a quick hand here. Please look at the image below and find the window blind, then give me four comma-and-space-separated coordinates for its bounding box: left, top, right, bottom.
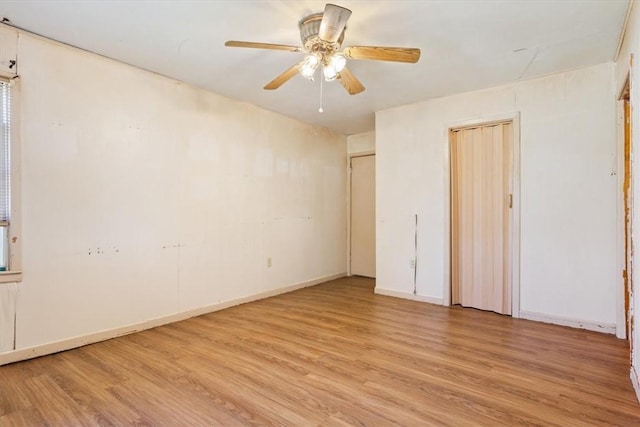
0, 81, 10, 225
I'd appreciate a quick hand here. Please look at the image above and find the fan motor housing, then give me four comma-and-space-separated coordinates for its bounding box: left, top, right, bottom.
299, 12, 345, 54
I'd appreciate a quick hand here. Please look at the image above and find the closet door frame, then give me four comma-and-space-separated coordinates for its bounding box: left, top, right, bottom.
443, 112, 521, 318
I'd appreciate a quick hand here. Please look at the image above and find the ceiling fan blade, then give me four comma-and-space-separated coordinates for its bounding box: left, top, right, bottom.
318, 4, 352, 43
343, 46, 421, 63
337, 67, 365, 95
264, 62, 303, 90
225, 41, 303, 52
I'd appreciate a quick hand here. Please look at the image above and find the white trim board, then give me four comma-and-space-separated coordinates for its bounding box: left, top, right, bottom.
0, 272, 346, 366
632, 366, 640, 405
520, 310, 616, 334
615, 98, 628, 339
375, 287, 443, 305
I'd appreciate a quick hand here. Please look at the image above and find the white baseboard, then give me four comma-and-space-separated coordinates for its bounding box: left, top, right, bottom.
374, 287, 443, 305
632, 365, 640, 404
632, 366, 640, 405
616, 324, 627, 339
520, 310, 616, 334
0, 272, 346, 366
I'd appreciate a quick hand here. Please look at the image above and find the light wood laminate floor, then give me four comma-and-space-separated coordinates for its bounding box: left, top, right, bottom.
1, 277, 639, 426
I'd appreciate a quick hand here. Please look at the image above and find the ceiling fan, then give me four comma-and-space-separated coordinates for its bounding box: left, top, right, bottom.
225, 3, 421, 95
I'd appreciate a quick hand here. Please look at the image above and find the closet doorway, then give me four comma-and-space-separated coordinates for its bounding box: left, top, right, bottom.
350, 154, 376, 278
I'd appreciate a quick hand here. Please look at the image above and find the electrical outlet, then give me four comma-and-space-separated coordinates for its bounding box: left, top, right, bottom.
410, 258, 416, 268
267, 257, 272, 268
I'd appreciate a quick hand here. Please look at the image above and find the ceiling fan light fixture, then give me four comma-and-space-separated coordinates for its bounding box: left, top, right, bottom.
329, 53, 347, 72
224, 3, 420, 95
322, 54, 346, 81
300, 54, 320, 80
323, 63, 338, 81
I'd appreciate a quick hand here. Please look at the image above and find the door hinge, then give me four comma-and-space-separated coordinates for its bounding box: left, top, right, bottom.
508, 194, 513, 208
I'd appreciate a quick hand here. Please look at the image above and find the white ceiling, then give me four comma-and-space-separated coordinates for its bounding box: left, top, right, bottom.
0, 0, 630, 135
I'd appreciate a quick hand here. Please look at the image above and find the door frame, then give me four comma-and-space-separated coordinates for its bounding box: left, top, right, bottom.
347, 151, 375, 276
617, 73, 632, 340
443, 112, 521, 317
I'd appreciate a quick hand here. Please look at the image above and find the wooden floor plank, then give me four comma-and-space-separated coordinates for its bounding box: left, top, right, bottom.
0, 276, 638, 426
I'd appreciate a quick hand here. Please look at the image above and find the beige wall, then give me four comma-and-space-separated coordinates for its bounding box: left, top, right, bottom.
376, 62, 618, 333
347, 131, 375, 154
1, 28, 347, 357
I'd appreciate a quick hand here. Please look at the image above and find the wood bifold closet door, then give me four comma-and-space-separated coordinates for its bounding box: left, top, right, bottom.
451, 123, 513, 315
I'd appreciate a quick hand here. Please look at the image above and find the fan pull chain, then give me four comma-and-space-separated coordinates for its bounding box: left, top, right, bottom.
319, 75, 324, 113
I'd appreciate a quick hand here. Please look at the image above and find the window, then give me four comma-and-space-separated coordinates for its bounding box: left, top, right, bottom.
0, 80, 11, 271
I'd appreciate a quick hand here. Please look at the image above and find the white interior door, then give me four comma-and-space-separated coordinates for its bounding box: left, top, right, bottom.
451, 123, 512, 315
351, 155, 376, 278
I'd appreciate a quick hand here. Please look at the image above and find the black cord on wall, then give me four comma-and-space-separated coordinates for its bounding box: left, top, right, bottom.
413, 214, 417, 295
